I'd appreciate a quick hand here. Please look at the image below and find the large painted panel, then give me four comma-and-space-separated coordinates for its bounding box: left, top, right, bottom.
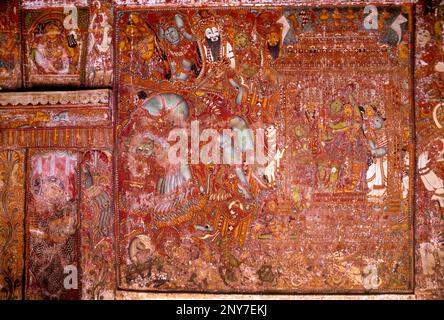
25, 150, 80, 299
1, 0, 443, 300
414, 0, 444, 299
116, 5, 414, 293
25, 149, 115, 300
0, 88, 115, 300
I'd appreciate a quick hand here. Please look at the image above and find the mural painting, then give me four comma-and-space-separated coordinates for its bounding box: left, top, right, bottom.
116, 6, 414, 293
0, 0, 442, 300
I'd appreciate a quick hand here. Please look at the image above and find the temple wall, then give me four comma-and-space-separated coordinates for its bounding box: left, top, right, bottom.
0, 0, 442, 300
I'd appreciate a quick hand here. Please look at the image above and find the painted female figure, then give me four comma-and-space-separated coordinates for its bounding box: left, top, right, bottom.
32, 21, 76, 75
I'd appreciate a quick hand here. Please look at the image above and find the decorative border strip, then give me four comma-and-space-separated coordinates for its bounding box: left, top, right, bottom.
0, 89, 111, 106
22, 0, 88, 9
113, 0, 417, 8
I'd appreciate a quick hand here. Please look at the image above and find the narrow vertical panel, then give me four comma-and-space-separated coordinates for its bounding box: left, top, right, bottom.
0, 0, 22, 89
80, 150, 114, 300
26, 150, 80, 300
414, 0, 444, 299
86, 0, 113, 87
0, 150, 25, 300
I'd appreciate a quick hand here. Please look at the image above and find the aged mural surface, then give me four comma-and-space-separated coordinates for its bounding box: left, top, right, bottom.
0, 0, 442, 300
23, 6, 89, 87
81, 150, 114, 300
0, 0, 22, 89
116, 5, 414, 293
26, 150, 80, 299
0, 90, 114, 300
86, 1, 114, 87
415, 0, 444, 299
0, 150, 24, 300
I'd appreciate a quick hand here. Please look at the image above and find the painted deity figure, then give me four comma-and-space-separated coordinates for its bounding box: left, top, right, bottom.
255, 11, 284, 62
32, 21, 77, 75
418, 139, 444, 218
193, 11, 250, 108
31, 175, 77, 243
361, 105, 388, 200
119, 13, 154, 59
200, 21, 235, 69
29, 153, 78, 299
232, 11, 261, 80
325, 100, 369, 192
124, 91, 192, 195
83, 151, 112, 237
158, 14, 201, 82
87, 0, 113, 84
118, 13, 171, 81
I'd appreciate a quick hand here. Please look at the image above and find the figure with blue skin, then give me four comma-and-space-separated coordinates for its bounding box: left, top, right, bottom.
158, 14, 200, 82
